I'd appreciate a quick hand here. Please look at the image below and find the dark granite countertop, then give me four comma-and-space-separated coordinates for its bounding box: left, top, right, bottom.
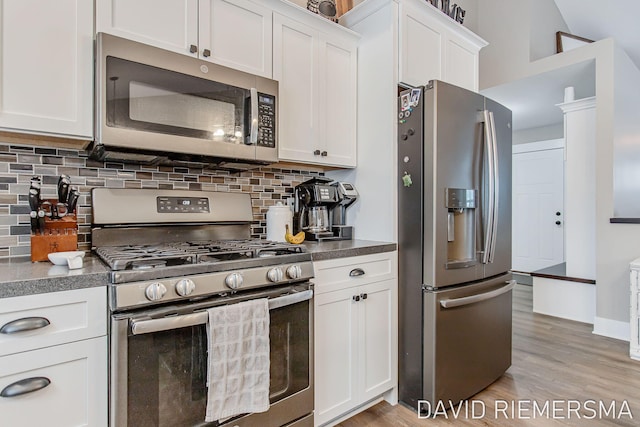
0, 255, 111, 299
0, 240, 396, 299
303, 239, 396, 261
530, 262, 596, 285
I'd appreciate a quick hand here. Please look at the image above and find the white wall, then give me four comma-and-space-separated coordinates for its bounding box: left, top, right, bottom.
477, 0, 568, 90
513, 123, 564, 144
593, 44, 640, 333
529, 0, 569, 61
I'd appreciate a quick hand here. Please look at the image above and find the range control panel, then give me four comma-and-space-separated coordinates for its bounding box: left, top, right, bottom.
257, 93, 276, 147
157, 197, 210, 213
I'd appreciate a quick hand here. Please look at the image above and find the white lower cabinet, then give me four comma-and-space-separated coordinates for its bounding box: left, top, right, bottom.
314, 251, 397, 426
0, 287, 107, 426
0, 336, 108, 427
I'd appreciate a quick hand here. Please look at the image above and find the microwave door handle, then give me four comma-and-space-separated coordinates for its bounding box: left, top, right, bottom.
130, 290, 313, 335
249, 87, 259, 145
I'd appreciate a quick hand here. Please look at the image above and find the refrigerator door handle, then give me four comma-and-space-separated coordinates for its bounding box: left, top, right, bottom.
439, 280, 516, 309
481, 110, 496, 264
488, 111, 500, 263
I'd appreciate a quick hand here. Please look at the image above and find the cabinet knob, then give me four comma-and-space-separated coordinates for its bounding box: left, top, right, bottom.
556, 211, 561, 216
313, 149, 321, 155
555, 220, 562, 225
360, 293, 368, 300
189, 44, 198, 54
321, 151, 328, 157
352, 295, 360, 302
202, 48, 211, 58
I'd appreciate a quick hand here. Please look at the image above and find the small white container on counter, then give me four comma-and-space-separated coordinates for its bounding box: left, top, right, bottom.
266, 202, 292, 242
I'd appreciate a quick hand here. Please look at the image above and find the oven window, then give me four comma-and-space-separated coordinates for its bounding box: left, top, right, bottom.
106, 57, 249, 144
126, 300, 310, 426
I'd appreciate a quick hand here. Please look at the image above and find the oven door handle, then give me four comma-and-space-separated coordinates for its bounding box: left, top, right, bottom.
130, 289, 314, 336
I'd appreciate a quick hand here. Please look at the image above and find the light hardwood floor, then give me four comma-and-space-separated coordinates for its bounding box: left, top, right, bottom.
337, 284, 640, 426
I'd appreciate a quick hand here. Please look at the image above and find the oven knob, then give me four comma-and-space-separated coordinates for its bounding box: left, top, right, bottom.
225, 272, 244, 290
175, 279, 196, 296
145, 282, 167, 301
286, 265, 303, 280
267, 267, 284, 282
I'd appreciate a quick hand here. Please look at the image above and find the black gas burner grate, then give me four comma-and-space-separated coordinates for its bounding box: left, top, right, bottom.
96, 239, 306, 271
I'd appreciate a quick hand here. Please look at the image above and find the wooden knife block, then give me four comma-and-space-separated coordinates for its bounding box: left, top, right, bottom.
30, 214, 78, 262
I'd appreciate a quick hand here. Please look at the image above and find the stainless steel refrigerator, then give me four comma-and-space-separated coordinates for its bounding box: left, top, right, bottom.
397, 80, 515, 414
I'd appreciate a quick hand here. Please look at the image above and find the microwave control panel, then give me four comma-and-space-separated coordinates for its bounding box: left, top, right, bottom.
257, 94, 276, 147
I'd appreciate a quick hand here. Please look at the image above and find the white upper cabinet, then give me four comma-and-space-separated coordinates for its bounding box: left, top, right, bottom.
274, 12, 358, 168
201, 0, 272, 77
96, 0, 272, 78
0, 0, 93, 139
398, 0, 485, 91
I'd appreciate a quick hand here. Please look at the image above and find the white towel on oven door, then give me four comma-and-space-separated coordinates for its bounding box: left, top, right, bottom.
205, 298, 270, 422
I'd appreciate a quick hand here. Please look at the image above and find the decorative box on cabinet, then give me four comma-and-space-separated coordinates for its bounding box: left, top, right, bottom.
0, 287, 108, 426
0, 0, 93, 139
96, 0, 273, 78
274, 12, 358, 168
313, 251, 398, 426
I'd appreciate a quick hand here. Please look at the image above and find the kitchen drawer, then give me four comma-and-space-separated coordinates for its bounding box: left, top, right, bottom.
313, 251, 397, 294
0, 336, 108, 427
0, 287, 106, 357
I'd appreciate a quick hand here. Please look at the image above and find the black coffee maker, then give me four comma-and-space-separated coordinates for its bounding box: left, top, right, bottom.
294, 177, 358, 241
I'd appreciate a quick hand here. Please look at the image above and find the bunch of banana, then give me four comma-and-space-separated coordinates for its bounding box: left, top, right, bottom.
285, 224, 305, 244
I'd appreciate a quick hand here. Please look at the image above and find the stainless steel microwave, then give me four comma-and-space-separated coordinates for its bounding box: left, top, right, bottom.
90, 33, 278, 169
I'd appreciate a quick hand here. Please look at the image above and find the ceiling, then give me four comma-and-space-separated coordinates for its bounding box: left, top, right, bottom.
481, 0, 638, 133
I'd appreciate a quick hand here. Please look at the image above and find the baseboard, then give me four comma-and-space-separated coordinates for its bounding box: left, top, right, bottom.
593, 316, 630, 341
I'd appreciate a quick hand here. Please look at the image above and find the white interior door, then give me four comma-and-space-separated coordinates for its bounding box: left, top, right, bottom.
512, 141, 565, 273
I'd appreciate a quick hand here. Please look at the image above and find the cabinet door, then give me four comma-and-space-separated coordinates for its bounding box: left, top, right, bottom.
273, 13, 319, 164
96, 0, 198, 57
0, 337, 108, 427
314, 287, 358, 426
0, 0, 93, 138
318, 32, 357, 168
200, 0, 272, 77
444, 34, 479, 91
0, 287, 107, 357
399, 1, 442, 87
359, 279, 397, 401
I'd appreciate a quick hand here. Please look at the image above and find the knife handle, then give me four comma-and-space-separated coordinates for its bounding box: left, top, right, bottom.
67, 188, 80, 214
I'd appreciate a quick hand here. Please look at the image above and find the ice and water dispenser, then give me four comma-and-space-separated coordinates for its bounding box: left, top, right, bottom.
445, 188, 477, 268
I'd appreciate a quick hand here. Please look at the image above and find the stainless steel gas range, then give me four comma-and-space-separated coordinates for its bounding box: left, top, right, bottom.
91, 188, 314, 427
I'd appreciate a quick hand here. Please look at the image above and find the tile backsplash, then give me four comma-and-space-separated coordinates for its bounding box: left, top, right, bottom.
0, 142, 322, 258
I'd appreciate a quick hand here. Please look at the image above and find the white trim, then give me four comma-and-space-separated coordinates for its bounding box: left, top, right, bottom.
593, 316, 630, 342
556, 96, 596, 113
512, 138, 564, 154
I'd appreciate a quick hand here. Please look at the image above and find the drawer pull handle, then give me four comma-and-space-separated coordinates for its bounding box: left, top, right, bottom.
349, 268, 365, 277
0, 317, 50, 334
1, 377, 51, 398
